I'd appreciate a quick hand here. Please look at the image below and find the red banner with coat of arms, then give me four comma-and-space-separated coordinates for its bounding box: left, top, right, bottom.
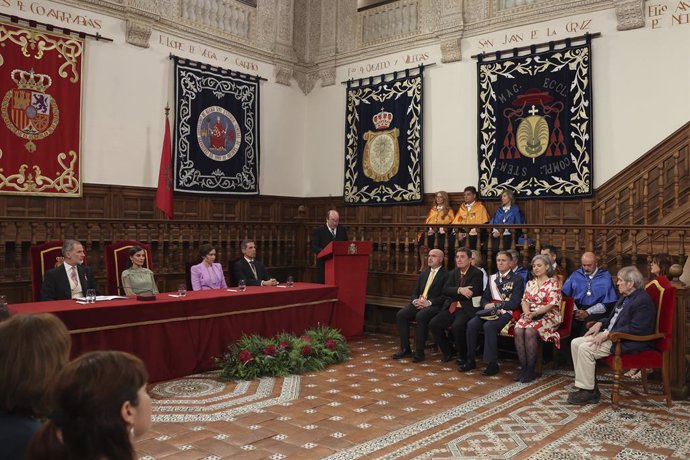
0, 22, 83, 196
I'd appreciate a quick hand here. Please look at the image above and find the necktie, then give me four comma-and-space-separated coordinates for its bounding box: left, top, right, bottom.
249, 260, 258, 279
331, 228, 336, 238
70, 265, 78, 285
421, 269, 436, 298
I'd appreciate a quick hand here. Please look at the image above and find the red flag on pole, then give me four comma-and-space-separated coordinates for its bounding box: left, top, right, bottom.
156, 108, 174, 219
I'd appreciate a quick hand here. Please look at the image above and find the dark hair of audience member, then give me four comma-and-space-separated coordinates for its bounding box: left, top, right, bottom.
651, 253, 671, 277
198, 243, 215, 261
127, 245, 145, 268
27, 350, 149, 460
0, 313, 71, 417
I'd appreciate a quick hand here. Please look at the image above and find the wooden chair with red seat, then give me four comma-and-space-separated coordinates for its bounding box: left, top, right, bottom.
104, 241, 154, 295
29, 240, 65, 301
599, 278, 676, 407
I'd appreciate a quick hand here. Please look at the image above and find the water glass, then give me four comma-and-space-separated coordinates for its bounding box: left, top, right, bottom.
238, 279, 247, 292
0, 295, 9, 320
86, 289, 96, 304
177, 284, 187, 297
286, 276, 294, 288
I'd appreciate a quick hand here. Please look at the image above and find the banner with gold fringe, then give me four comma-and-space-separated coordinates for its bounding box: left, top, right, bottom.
0, 22, 83, 196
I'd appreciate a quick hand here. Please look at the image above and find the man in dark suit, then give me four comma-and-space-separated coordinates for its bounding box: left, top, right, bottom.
392, 249, 447, 363
429, 248, 484, 364
567, 266, 656, 405
311, 209, 348, 283
41, 239, 97, 301
461, 250, 525, 376
232, 239, 278, 286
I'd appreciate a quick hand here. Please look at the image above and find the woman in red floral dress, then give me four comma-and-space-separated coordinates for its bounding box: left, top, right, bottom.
514, 254, 562, 383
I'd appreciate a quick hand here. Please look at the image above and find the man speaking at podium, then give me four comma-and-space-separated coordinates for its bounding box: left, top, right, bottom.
311, 209, 348, 283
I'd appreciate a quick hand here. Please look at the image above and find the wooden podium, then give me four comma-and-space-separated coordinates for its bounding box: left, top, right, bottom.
317, 241, 372, 339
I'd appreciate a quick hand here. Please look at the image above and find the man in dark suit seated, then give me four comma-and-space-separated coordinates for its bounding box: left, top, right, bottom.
392, 249, 447, 363
460, 250, 525, 376
567, 266, 656, 405
311, 209, 348, 284
232, 239, 278, 286
41, 239, 97, 301
429, 248, 484, 364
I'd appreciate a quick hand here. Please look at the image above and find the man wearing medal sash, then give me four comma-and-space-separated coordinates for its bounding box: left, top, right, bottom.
460, 251, 525, 376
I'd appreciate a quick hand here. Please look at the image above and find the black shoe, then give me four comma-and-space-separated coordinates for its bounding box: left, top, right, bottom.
412, 354, 425, 363
459, 361, 476, 372
520, 368, 537, 383
483, 362, 500, 376
456, 357, 466, 366
514, 369, 524, 382
567, 388, 600, 405
441, 353, 453, 363
392, 350, 413, 360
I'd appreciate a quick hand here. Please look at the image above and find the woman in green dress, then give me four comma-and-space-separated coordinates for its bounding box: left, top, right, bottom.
121, 246, 159, 295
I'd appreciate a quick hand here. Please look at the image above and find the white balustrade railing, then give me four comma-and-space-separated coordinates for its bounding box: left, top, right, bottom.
179, 0, 252, 39
360, 0, 418, 45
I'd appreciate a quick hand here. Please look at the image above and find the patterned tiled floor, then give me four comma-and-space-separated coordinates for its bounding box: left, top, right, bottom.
137, 334, 690, 459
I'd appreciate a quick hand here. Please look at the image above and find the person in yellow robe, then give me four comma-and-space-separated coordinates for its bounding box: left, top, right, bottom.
452, 186, 490, 251
423, 191, 455, 251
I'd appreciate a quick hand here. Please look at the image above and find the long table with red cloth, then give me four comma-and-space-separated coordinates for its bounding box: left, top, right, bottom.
11, 283, 338, 382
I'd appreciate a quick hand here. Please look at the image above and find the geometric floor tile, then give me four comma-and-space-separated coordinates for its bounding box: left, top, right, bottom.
136, 334, 690, 459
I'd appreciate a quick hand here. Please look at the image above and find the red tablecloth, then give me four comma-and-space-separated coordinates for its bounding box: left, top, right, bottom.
12, 283, 338, 382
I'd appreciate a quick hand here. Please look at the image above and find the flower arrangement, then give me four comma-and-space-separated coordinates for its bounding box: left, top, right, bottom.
217, 325, 350, 381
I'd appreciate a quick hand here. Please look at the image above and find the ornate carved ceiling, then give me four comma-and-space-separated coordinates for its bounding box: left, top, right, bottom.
52, 0, 643, 93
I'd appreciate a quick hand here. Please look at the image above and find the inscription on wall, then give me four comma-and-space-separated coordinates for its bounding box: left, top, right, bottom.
345, 50, 433, 79
0, 0, 103, 29
476, 19, 594, 50
648, 1, 690, 28
154, 32, 266, 76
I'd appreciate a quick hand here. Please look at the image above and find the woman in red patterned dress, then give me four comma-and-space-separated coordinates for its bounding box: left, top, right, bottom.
513, 254, 562, 383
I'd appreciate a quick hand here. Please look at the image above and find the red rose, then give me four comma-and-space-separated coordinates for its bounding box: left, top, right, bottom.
325, 339, 336, 350
238, 349, 253, 364
263, 344, 277, 356
301, 345, 313, 357
279, 341, 290, 349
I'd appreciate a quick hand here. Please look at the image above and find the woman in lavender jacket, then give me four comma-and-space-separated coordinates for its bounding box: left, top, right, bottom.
190, 244, 228, 290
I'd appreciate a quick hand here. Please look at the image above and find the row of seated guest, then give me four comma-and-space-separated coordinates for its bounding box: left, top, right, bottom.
423, 188, 526, 252
190, 239, 280, 291
0, 312, 152, 459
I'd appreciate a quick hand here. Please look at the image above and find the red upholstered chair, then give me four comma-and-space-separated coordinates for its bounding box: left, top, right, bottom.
599, 278, 676, 407
30, 240, 64, 301
104, 241, 153, 295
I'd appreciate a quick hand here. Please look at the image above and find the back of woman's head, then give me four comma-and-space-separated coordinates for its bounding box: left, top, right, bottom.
0, 313, 70, 416
27, 350, 149, 460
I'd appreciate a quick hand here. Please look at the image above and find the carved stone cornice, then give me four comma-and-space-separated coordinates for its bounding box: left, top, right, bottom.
440, 37, 462, 63
274, 63, 294, 86
613, 0, 645, 31
318, 61, 336, 87
294, 69, 318, 95
125, 18, 152, 48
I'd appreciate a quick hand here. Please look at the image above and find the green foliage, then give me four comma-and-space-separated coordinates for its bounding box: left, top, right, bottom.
217, 326, 350, 381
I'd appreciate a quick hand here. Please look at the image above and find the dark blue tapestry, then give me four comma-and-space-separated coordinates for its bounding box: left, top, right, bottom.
477, 39, 593, 199
344, 68, 424, 205
173, 57, 260, 195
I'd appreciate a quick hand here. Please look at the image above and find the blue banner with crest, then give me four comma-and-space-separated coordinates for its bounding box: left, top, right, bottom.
477, 38, 593, 199
173, 57, 260, 195
343, 67, 424, 205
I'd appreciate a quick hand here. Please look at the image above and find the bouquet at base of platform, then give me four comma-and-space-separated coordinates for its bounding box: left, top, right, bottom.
216, 325, 350, 381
